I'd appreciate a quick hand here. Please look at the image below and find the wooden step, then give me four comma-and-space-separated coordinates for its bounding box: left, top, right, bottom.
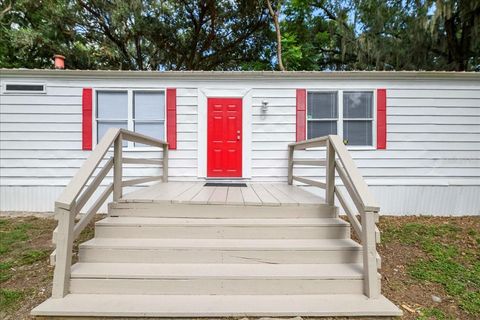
31, 294, 402, 317
79, 238, 362, 264
109, 202, 337, 218
69, 263, 373, 295
94, 217, 350, 239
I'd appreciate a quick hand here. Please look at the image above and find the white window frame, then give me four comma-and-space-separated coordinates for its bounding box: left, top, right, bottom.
93, 88, 166, 150
2, 82, 46, 94
306, 90, 339, 138
306, 89, 377, 149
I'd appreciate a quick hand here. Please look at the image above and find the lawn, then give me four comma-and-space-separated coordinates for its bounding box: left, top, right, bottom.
0, 214, 478, 320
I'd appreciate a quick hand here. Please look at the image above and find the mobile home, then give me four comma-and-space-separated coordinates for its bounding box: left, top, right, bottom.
1, 69, 479, 215
1, 69, 479, 317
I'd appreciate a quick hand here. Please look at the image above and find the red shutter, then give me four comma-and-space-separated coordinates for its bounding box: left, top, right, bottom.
166, 88, 177, 149
377, 89, 387, 149
82, 88, 93, 150
296, 89, 306, 142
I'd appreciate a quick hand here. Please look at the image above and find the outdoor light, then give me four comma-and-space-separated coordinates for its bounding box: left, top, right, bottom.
261, 100, 269, 112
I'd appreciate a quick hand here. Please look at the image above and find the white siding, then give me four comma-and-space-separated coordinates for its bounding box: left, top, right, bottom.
1, 72, 479, 215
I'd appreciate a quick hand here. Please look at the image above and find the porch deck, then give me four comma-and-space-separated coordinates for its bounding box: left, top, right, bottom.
122, 182, 326, 206
32, 130, 401, 318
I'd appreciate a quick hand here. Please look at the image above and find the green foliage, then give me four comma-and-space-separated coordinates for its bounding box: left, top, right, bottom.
0, 220, 30, 255
0, 218, 51, 285
0, 261, 14, 282
0, 289, 24, 311
1, 0, 272, 70
19, 249, 50, 265
416, 307, 454, 320
382, 222, 460, 244
0, 1, 478, 70
281, 32, 303, 70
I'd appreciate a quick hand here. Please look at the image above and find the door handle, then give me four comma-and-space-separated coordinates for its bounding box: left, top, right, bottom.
237, 135, 241, 140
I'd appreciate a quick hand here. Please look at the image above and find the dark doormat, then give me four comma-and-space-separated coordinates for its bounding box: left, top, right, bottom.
204, 182, 247, 187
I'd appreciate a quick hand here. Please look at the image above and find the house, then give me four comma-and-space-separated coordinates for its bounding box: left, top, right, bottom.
0, 69, 479, 214
0, 68, 478, 317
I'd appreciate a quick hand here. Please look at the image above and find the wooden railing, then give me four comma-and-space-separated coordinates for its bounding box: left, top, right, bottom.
51, 128, 168, 298
288, 135, 381, 299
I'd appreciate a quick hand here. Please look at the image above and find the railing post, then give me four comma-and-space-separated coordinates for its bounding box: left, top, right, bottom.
113, 134, 123, 201
163, 144, 169, 182
325, 138, 336, 206
361, 210, 380, 299
287, 145, 294, 185
51, 206, 75, 298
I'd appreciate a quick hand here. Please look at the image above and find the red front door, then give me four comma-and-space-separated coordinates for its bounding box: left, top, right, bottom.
207, 98, 242, 177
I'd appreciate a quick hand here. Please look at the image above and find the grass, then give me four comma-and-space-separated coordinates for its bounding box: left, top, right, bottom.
0, 218, 52, 287
382, 219, 480, 318
0, 215, 99, 320
0, 289, 24, 311
0, 219, 30, 254
0, 216, 56, 319
417, 307, 454, 320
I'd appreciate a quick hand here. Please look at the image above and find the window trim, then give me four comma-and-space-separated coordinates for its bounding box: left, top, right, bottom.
93, 88, 167, 150
2, 82, 46, 94
306, 89, 377, 149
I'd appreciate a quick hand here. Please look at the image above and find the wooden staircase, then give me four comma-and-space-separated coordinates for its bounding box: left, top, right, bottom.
31, 129, 402, 317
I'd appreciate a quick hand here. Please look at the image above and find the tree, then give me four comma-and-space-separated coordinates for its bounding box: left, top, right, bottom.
266, 0, 285, 70
74, 0, 271, 70
0, 0, 478, 71
1, 0, 272, 70
0, 0, 97, 69
430, 0, 480, 71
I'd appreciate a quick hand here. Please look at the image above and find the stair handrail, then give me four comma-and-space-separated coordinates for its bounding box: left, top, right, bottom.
51, 128, 168, 298
288, 135, 380, 299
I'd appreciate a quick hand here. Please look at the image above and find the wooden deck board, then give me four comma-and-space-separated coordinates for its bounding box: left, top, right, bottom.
122, 183, 168, 201
262, 183, 298, 206
208, 187, 228, 205
250, 184, 281, 206
122, 182, 325, 207
123, 183, 167, 201
190, 185, 217, 204
226, 187, 244, 205
173, 183, 204, 203
272, 184, 323, 205
241, 185, 263, 205
151, 182, 195, 201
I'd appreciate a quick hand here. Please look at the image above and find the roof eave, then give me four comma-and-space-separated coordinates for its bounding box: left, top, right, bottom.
1, 69, 479, 80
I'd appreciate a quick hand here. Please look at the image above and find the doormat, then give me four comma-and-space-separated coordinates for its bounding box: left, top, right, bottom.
204, 182, 247, 187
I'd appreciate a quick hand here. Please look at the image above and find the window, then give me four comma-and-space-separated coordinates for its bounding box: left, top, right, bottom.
3, 83, 45, 93
134, 92, 165, 144
96, 91, 128, 144
307, 90, 374, 146
307, 92, 338, 139
343, 91, 373, 146
95, 90, 165, 147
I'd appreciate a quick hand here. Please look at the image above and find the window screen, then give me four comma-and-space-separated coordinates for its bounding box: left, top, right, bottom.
96, 91, 128, 144
134, 91, 165, 146
343, 91, 373, 146
307, 92, 338, 139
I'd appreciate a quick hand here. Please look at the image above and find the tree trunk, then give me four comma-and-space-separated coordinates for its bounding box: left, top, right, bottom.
266, 0, 285, 71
